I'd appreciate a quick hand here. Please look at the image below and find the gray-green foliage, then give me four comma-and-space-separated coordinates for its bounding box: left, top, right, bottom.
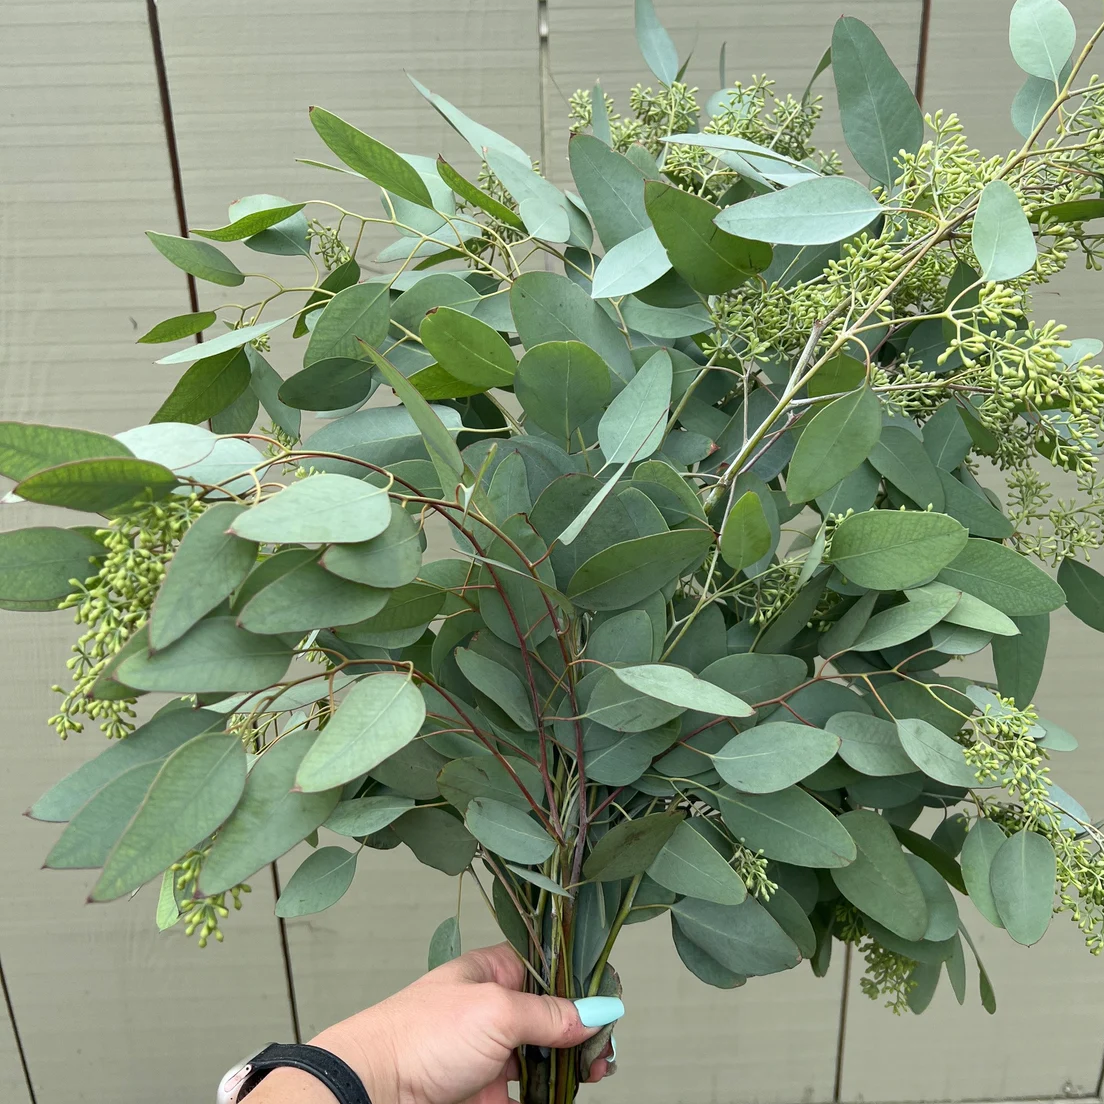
12, 2, 1104, 1099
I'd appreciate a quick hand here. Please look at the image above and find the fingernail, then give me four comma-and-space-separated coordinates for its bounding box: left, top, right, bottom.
609, 1035, 617, 1062
573, 996, 624, 1028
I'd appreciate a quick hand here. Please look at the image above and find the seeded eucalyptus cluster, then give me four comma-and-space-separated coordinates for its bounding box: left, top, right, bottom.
6, 1, 1104, 1099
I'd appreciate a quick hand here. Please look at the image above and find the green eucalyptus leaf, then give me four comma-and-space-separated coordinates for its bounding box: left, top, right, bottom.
713, 177, 883, 245
320, 502, 422, 589
670, 915, 747, 988
592, 227, 672, 299
971, 180, 1037, 282
325, 795, 414, 837
1057, 557, 1104, 631
149, 503, 257, 649
146, 231, 244, 287
428, 916, 462, 970
436, 157, 525, 229
645, 181, 769, 294
1011, 72, 1066, 137
584, 813, 682, 881
938, 471, 1014, 538
293, 260, 360, 338
851, 587, 958, 652
246, 348, 301, 439
278, 357, 376, 412
713, 722, 839, 793
421, 307, 516, 390
408, 76, 530, 166
437, 756, 545, 814
155, 317, 292, 366
156, 869, 181, 930
465, 798, 556, 864
719, 490, 773, 572
306, 282, 390, 365
295, 674, 426, 792
937, 538, 1066, 616
309, 107, 433, 207
484, 149, 572, 246
828, 510, 968, 590
339, 582, 445, 642
568, 529, 711, 610
830, 809, 928, 940
361, 345, 465, 490
91, 732, 247, 901
0, 527, 104, 612
201, 730, 341, 893
831, 17, 923, 185
510, 271, 635, 383
231, 194, 311, 257
138, 312, 217, 344
786, 387, 881, 503
989, 828, 1056, 945
647, 819, 747, 905
828, 712, 914, 777
585, 672, 683, 733
868, 425, 944, 510
670, 895, 801, 977
231, 474, 391, 545
31, 707, 221, 822
569, 134, 649, 248
613, 664, 753, 717
45, 761, 161, 870
15, 457, 178, 513
634, 0, 679, 84
1008, 0, 1076, 83
992, 613, 1049, 705
907, 853, 959, 941
392, 807, 478, 875
152, 348, 251, 425
455, 648, 536, 731
598, 349, 671, 464
960, 817, 1007, 928
516, 341, 611, 440
896, 718, 980, 788
238, 559, 388, 635
276, 846, 358, 917
715, 786, 857, 868
0, 421, 132, 482
193, 197, 305, 242
913, 581, 1019, 636
892, 825, 967, 894
117, 616, 292, 693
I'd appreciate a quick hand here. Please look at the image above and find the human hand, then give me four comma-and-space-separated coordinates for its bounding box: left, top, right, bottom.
258, 942, 621, 1104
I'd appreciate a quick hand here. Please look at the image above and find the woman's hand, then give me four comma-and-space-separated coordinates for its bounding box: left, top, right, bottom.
250, 942, 621, 1104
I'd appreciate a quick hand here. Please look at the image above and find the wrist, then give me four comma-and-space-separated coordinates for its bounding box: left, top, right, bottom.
309, 1018, 399, 1104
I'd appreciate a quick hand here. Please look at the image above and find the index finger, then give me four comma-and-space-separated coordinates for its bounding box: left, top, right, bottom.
436, 942, 528, 991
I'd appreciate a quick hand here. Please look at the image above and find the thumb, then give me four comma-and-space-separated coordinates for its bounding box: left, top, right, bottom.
499, 992, 624, 1050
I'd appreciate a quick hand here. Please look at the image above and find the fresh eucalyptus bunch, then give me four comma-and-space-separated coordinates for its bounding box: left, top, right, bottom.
8, 0, 1104, 1099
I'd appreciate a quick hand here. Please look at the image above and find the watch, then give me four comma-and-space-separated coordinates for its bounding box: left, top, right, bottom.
217, 1042, 371, 1103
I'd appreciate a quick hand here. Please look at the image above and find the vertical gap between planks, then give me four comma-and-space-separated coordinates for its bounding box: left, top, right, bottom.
145, 0, 201, 322
913, 0, 934, 106
832, 942, 853, 1103
536, 0, 554, 272
271, 864, 303, 1044
0, 953, 37, 1104
1095, 1034, 1104, 1099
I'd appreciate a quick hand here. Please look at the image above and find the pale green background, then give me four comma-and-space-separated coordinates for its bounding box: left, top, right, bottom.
1, 1, 1102, 1101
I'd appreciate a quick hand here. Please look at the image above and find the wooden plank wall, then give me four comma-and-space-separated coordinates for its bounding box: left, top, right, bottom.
0, 2, 1101, 1101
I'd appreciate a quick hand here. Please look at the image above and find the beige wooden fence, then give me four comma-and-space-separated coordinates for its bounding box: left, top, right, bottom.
0, 2, 1101, 1101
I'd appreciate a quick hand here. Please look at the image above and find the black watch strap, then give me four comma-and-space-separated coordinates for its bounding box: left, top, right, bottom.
238, 1042, 371, 1103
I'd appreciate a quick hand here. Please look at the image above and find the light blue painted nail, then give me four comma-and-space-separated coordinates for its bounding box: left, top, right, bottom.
573, 996, 624, 1028
609, 1035, 617, 1062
